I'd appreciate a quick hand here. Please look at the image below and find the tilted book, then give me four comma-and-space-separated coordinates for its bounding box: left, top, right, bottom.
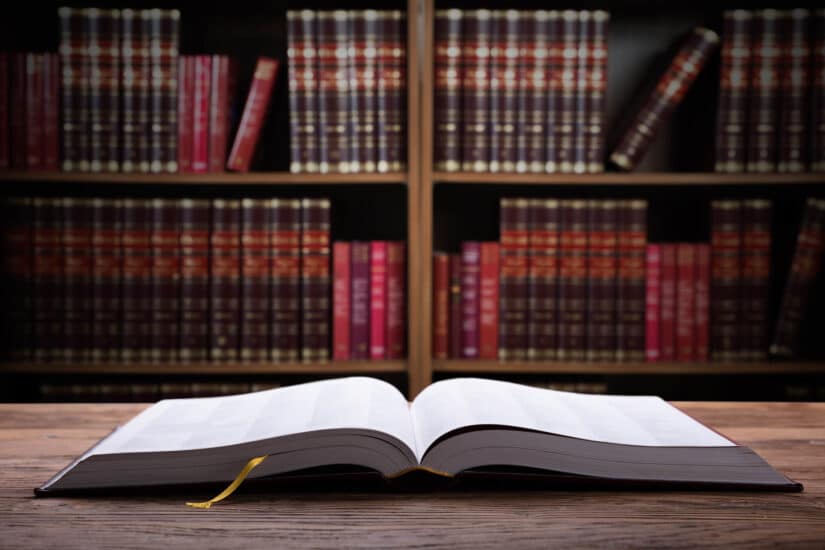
36, 377, 801, 494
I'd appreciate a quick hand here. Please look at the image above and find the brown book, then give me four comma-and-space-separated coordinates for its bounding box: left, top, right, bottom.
433, 9, 463, 172
615, 200, 647, 361
527, 199, 559, 360
270, 199, 301, 362
586, 200, 618, 362
179, 199, 210, 361
121, 199, 152, 362
499, 198, 529, 360
557, 199, 588, 361
549, 11, 579, 173
150, 199, 180, 363
584, 11, 609, 173
715, 10, 753, 173
348, 10, 378, 173
301, 198, 331, 362
710, 200, 742, 361
210, 199, 241, 362
91, 198, 121, 363
741, 200, 771, 361
241, 199, 269, 362
571, 11, 591, 174
746, 10, 781, 173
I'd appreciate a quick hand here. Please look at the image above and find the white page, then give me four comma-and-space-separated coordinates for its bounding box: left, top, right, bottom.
411, 378, 733, 459
89, 377, 417, 457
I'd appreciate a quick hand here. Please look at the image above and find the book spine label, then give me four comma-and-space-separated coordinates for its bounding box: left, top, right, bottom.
90, 199, 121, 362
210, 199, 241, 362
43, 54, 60, 170
659, 243, 677, 361
208, 55, 230, 172
120, 9, 150, 173
710, 200, 742, 361
1, 199, 34, 360
301, 198, 331, 361
741, 199, 772, 360
227, 57, 279, 172
715, 10, 753, 173
270, 199, 301, 362
370, 241, 388, 359
432, 253, 450, 359
777, 10, 810, 173
461, 9, 492, 172
586, 200, 617, 361
584, 12, 609, 173
59, 8, 89, 171
549, 11, 578, 173
316, 11, 350, 173
287, 11, 317, 173
386, 241, 406, 359
121, 199, 152, 361
148, 9, 180, 173
499, 198, 529, 360
180, 198, 210, 361
558, 199, 588, 360
645, 244, 661, 362
376, 11, 406, 172
33, 199, 64, 362
489, 10, 520, 173
478, 242, 499, 359
177, 56, 194, 173
616, 200, 647, 361
746, 10, 781, 173
610, 28, 719, 171
518, 11, 548, 173
0, 53, 8, 170
528, 199, 559, 360
63, 199, 93, 362
25, 53, 45, 169
460, 241, 481, 357
192, 55, 211, 173
150, 198, 180, 362
10, 54, 26, 169
814, 11, 825, 172
333, 242, 352, 360
350, 241, 371, 359
694, 243, 710, 361
676, 243, 696, 361
448, 254, 462, 358
434, 10, 463, 172
241, 199, 269, 362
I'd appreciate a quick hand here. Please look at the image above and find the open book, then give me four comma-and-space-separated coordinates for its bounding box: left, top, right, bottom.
37, 377, 801, 493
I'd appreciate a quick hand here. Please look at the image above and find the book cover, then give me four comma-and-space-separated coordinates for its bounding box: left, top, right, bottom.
499, 198, 529, 360
87, 8, 121, 173
432, 253, 450, 359
741, 200, 771, 361
746, 10, 780, 173
270, 198, 301, 362
210, 199, 241, 362
715, 10, 752, 173
448, 253, 462, 359
587, 200, 618, 362
191, 55, 211, 173
616, 200, 647, 361
208, 55, 235, 172
558, 199, 588, 361
179, 199, 210, 361
147, 8, 180, 173
177, 56, 194, 173
1, 199, 34, 360
548, 11, 578, 173
676, 243, 696, 361
241, 199, 269, 362
386, 241, 406, 359
460, 242, 481, 358
659, 243, 677, 361
33, 199, 63, 362
9, 53, 26, 169
227, 57, 280, 172
710, 200, 742, 361
42, 54, 60, 171
461, 9, 492, 172
333, 242, 352, 360
24, 53, 44, 169
370, 241, 388, 359
58, 7, 89, 171
0, 54, 8, 170
301, 198, 331, 362
585, 11, 609, 173
527, 199, 559, 360
776, 10, 810, 173
150, 198, 180, 363
489, 10, 520, 173
287, 10, 318, 173
814, 11, 825, 172
350, 241, 371, 359
572, 11, 591, 174
316, 11, 350, 173
694, 243, 710, 361
120, 9, 150, 173
433, 9, 463, 172
376, 11, 406, 172
348, 10, 378, 173
62, 199, 93, 362
121, 199, 152, 362
479, 242, 499, 360
518, 10, 549, 173
645, 244, 661, 362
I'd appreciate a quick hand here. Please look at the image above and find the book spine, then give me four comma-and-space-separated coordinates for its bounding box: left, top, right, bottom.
33, 198, 63, 362
460, 241, 481, 358
741, 199, 772, 361
432, 253, 450, 359
710, 200, 743, 361
42, 54, 60, 171
659, 243, 677, 361
121, 199, 152, 362
58, 7, 89, 171
434, 9, 463, 172
120, 9, 150, 173
89, 9, 121, 172
478, 242, 499, 359
240, 198, 269, 362
208, 55, 230, 172
376, 11, 405, 172
777, 10, 811, 173
369, 241, 388, 359
616, 200, 647, 361
177, 56, 193, 173
558, 199, 587, 360
715, 10, 752, 173
269, 198, 301, 362
814, 11, 825, 172
550, 11, 578, 173
349, 10, 376, 173
645, 244, 661, 362
1, 199, 33, 359
227, 57, 280, 172
210, 199, 241, 362
585, 11, 609, 173
572, 11, 591, 174
24, 53, 44, 169
448, 254, 462, 358
746, 10, 781, 173
461, 9, 491, 172
333, 242, 352, 360
150, 198, 180, 362
386, 241, 406, 359
62, 199, 93, 362
587, 200, 617, 362
191, 55, 211, 173
610, 28, 720, 171
518, 11, 548, 173
315, 11, 350, 173
287, 10, 312, 173
489, 10, 520, 173
148, 8, 180, 173
770, 199, 825, 356
350, 241, 371, 359
0, 53, 7, 170
676, 243, 696, 361
542, 11, 560, 173
499, 198, 529, 360
694, 243, 710, 361
179, 198, 210, 361
528, 199, 559, 360
9, 53, 26, 169
90, 199, 121, 362
301, 198, 331, 362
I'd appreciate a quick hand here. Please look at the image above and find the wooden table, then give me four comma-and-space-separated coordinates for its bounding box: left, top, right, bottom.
1, 403, 824, 548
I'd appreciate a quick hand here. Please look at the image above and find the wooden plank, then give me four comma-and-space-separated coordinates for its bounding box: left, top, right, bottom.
433, 359, 825, 374
433, 171, 825, 185
0, 170, 408, 185
0, 361, 407, 375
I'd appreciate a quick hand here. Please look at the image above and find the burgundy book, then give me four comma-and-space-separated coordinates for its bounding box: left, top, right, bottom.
517, 11, 549, 174
461, 9, 492, 172
616, 200, 647, 361
715, 10, 752, 173
24, 53, 44, 169
386, 241, 406, 359
460, 241, 481, 358
527, 198, 559, 360
121, 8, 151, 173
150, 199, 180, 363
121, 199, 153, 362
208, 55, 236, 173
350, 241, 371, 359
241, 199, 269, 362
348, 11, 378, 173
448, 253, 462, 358
584, 11, 609, 173
87, 8, 121, 173
148, 8, 180, 173
433, 9, 463, 172
316, 11, 351, 173
43, 54, 60, 171
741, 200, 771, 361
489, 10, 521, 173
1, 199, 33, 360
771, 199, 825, 357
586, 200, 618, 362
777, 10, 810, 173
370, 241, 388, 359
210, 199, 241, 362
0, 53, 8, 170
91, 198, 122, 363
659, 243, 677, 361
557, 199, 588, 361
548, 11, 578, 173
333, 242, 352, 360
814, 11, 825, 172
694, 243, 711, 361
478, 242, 499, 360
610, 28, 719, 171
58, 7, 89, 172
177, 56, 194, 173
301, 198, 331, 362
375, 11, 406, 172
9, 53, 26, 169
746, 10, 781, 173
179, 199, 210, 361
270, 199, 301, 362
191, 56, 211, 173
499, 198, 529, 360
432, 252, 450, 359
227, 57, 280, 172
287, 10, 318, 173
571, 11, 591, 174
645, 244, 661, 362
33, 199, 64, 362
710, 200, 742, 361
676, 244, 696, 362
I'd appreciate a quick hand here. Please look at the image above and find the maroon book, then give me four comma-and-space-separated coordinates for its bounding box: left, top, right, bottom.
676, 244, 696, 361
227, 57, 280, 172
191, 55, 211, 173
91, 198, 122, 363
645, 244, 661, 362
715, 10, 753, 173
584, 12, 609, 173
287, 10, 318, 173
147, 9, 180, 173
0, 53, 8, 170
120, 9, 150, 173
208, 55, 236, 173
87, 9, 121, 172
499, 198, 529, 360
489, 10, 521, 173
549, 11, 579, 173
316, 11, 350, 173
694, 243, 711, 361
461, 9, 492, 172
659, 243, 677, 361
42, 54, 60, 171
386, 241, 406, 359
433, 9, 463, 172
741, 200, 771, 360
527, 198, 559, 360
616, 200, 647, 361
24, 53, 44, 169
9, 53, 26, 170
121, 199, 153, 362
777, 10, 810, 173
333, 242, 352, 360
586, 200, 618, 362
210, 199, 241, 362
370, 241, 388, 359
33, 199, 64, 362
432, 253, 450, 359
177, 56, 194, 173
517, 11, 548, 174
558, 199, 588, 361
301, 198, 331, 362
350, 241, 371, 360
710, 200, 742, 361
376, 11, 406, 172
269, 199, 301, 362
571, 11, 591, 174
241, 199, 269, 362
348, 11, 377, 173
460, 241, 481, 358
150, 199, 180, 362
179, 199, 210, 361
1, 199, 33, 359
814, 11, 825, 172
58, 7, 89, 172
746, 10, 781, 173
478, 242, 499, 360
448, 253, 462, 359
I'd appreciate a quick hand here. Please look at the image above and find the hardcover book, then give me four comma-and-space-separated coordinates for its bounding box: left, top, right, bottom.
269, 199, 301, 362
478, 242, 499, 360
149, 199, 180, 363
179, 199, 210, 361
448, 254, 462, 359
461, 9, 492, 172
370, 241, 389, 359
433, 10, 463, 172
710, 200, 742, 361
715, 10, 752, 173
210, 199, 241, 362
557, 199, 587, 361
333, 242, 352, 360
287, 10, 318, 173
460, 241, 481, 358
300, 199, 331, 362
121, 199, 152, 362
386, 241, 406, 359
432, 253, 450, 359
227, 57, 279, 172
615, 200, 647, 361
659, 244, 677, 361
645, 244, 661, 362
741, 200, 771, 360
350, 241, 371, 360
527, 199, 558, 361
498, 198, 529, 360
240, 199, 269, 362
746, 10, 780, 173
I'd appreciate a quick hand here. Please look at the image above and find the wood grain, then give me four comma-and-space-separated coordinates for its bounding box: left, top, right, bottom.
1, 403, 824, 549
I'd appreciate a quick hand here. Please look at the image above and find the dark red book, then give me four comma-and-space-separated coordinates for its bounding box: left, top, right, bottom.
571, 11, 591, 174
710, 200, 742, 361
179, 199, 210, 361
350, 241, 371, 359
317, 12, 350, 173
517, 11, 548, 174
376, 11, 406, 172
557, 200, 588, 360
88, 9, 121, 173
694, 243, 710, 361
814, 11, 825, 172
386, 241, 406, 359
432, 252, 450, 359
645, 244, 661, 362
741, 199, 771, 361
479, 242, 499, 360
269, 198, 301, 362
210, 199, 241, 362
460, 241, 481, 358
241, 199, 269, 362
9, 53, 26, 169
58, 7, 89, 172
433, 9, 463, 172
461, 9, 492, 172
586, 200, 618, 362
616, 200, 647, 361
659, 243, 677, 361
527, 199, 559, 360
489, 10, 521, 173
370, 241, 388, 359
676, 244, 696, 362
301, 198, 331, 362
177, 56, 194, 173
333, 242, 352, 360
42, 54, 60, 171
208, 55, 235, 173
147, 9, 180, 173
33, 198, 63, 362
777, 10, 810, 173
348, 11, 375, 173
287, 10, 318, 173
1, 199, 33, 359
584, 11, 609, 173
121, 199, 153, 362
24, 53, 44, 169
121, 8, 150, 173
227, 57, 279, 172
0, 53, 8, 170
448, 254, 462, 358
746, 10, 781, 173
191, 55, 211, 173
715, 10, 753, 173
547, 11, 578, 173
499, 198, 529, 360
150, 199, 180, 363
91, 198, 121, 363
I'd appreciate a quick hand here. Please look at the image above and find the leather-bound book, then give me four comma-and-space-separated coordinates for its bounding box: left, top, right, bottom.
370, 241, 388, 359
42, 54, 60, 171
460, 241, 481, 358
645, 244, 661, 362
741, 200, 771, 361
333, 242, 352, 360
191, 56, 211, 173
710, 200, 742, 361
489, 10, 521, 173
813, 11, 825, 172
432, 252, 450, 359
548, 11, 579, 173
350, 241, 371, 360
300, 198, 331, 362
694, 243, 710, 361
527, 199, 559, 360
461, 9, 492, 172
676, 244, 696, 362
499, 198, 529, 360
616, 200, 647, 361
179, 199, 210, 361
9, 53, 26, 169
0, 53, 8, 169
87, 8, 121, 173
1, 199, 34, 360
386, 241, 406, 359
659, 243, 677, 361
376, 10, 406, 172
147, 8, 180, 173
121, 9, 151, 173
227, 57, 280, 172
209, 55, 237, 173
287, 10, 318, 173
348, 10, 377, 173
448, 254, 462, 358
715, 10, 752, 173
557, 199, 588, 361
584, 11, 609, 173
210, 199, 241, 362
91, 199, 121, 363
479, 242, 499, 360
316, 11, 351, 173
434, 9, 463, 172
610, 28, 719, 171
517, 11, 549, 174
58, 7, 89, 172
33, 199, 64, 362
572, 11, 591, 174
777, 10, 811, 173
746, 10, 781, 173
177, 56, 194, 173
240, 199, 269, 362
149, 199, 180, 363
121, 199, 153, 362
270, 199, 302, 362
586, 200, 617, 362
24, 53, 44, 169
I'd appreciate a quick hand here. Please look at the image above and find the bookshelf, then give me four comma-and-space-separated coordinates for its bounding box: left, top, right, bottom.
0, 171, 409, 185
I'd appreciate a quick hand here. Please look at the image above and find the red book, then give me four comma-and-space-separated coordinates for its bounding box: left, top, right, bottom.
645, 244, 661, 362
24, 53, 44, 169
479, 242, 499, 359
460, 241, 481, 358
0, 53, 8, 169
350, 241, 371, 359
10, 53, 26, 169
333, 242, 352, 360
42, 54, 60, 171
694, 243, 710, 361
227, 57, 280, 172
432, 253, 450, 359
177, 56, 194, 173
676, 244, 696, 361
659, 244, 677, 361
209, 55, 235, 172
386, 242, 406, 359
448, 254, 462, 359
369, 241, 388, 359
191, 56, 211, 173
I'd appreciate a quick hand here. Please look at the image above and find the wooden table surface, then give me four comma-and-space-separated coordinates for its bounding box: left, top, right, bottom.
1, 402, 824, 549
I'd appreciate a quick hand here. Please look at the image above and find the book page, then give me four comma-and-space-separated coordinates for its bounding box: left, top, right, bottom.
89, 377, 417, 457
411, 378, 733, 459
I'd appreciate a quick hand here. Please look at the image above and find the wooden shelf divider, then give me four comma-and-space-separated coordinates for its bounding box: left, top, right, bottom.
0, 361, 407, 375
433, 360, 825, 375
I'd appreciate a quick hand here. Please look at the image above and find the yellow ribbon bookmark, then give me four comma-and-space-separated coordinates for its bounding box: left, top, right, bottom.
186, 455, 268, 509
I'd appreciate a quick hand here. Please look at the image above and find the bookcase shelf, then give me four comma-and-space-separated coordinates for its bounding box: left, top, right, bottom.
0, 171, 408, 185
433, 172, 825, 186
433, 360, 825, 376
0, 361, 407, 375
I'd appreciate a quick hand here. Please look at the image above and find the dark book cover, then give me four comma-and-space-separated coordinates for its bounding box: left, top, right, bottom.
386, 241, 406, 359
549, 11, 579, 173
87, 8, 121, 173
179, 198, 210, 361
694, 243, 711, 361
227, 57, 280, 172
0, 53, 8, 169
1, 198, 33, 360
432, 252, 450, 359
287, 10, 318, 173
348, 11, 378, 173
676, 243, 696, 361
776, 10, 810, 173
316, 11, 351, 173
558, 199, 588, 361
715, 10, 752, 173
448, 253, 462, 359
433, 9, 463, 172
9, 53, 26, 170
24, 53, 44, 169
147, 8, 180, 173
746, 10, 780, 173
177, 56, 194, 173
659, 243, 677, 361
350, 241, 371, 359
489, 10, 520, 173
741, 200, 771, 361
58, 7, 90, 172
42, 53, 60, 171
370, 241, 388, 359
376, 11, 406, 172
460, 241, 481, 358
478, 242, 499, 360
461, 9, 492, 172
91, 198, 122, 363
710, 200, 743, 361
121, 8, 151, 173
571, 11, 591, 174
527, 198, 559, 361
270, 198, 301, 362
241, 198, 269, 362
333, 242, 352, 360
516, 11, 548, 174
208, 55, 235, 173
121, 199, 153, 362
585, 11, 609, 173
33, 198, 64, 362
616, 200, 647, 361
645, 244, 661, 362
499, 198, 529, 360
210, 199, 241, 362
300, 198, 331, 362
150, 198, 180, 363
814, 10, 825, 172
586, 200, 618, 362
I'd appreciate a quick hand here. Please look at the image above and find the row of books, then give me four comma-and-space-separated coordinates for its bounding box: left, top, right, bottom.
287, 10, 406, 174
715, 9, 825, 173
434, 9, 609, 174
0, 196, 336, 363
38, 382, 281, 402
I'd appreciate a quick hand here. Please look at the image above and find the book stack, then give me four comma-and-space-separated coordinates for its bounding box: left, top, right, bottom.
332, 242, 406, 360
38, 381, 280, 402
715, 9, 825, 173
434, 10, 610, 174
0, 52, 60, 171
432, 199, 648, 362
287, 10, 406, 174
